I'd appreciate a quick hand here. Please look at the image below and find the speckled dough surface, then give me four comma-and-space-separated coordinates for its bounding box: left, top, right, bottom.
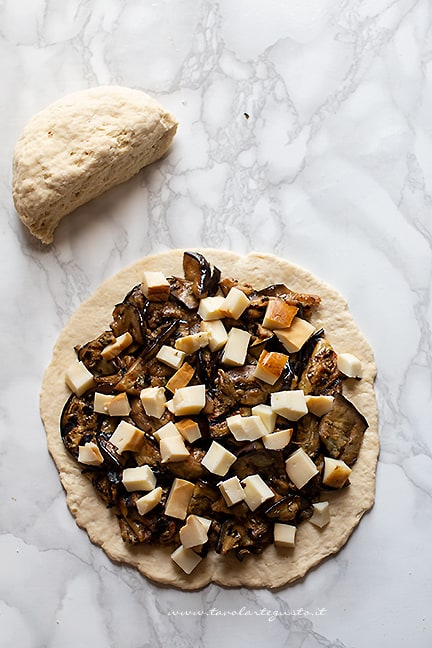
12, 86, 177, 244
40, 249, 379, 590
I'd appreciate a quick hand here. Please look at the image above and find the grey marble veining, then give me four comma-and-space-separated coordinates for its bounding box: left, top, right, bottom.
1, 1, 431, 647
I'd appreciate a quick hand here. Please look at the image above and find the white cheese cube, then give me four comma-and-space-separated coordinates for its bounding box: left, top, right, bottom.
93, 392, 116, 414
165, 478, 195, 519
271, 390, 308, 421
77, 442, 104, 466
101, 332, 133, 360
220, 287, 250, 319
65, 360, 95, 396
171, 545, 202, 574
175, 331, 209, 354
136, 486, 162, 515
140, 386, 167, 418
309, 501, 330, 528
197, 295, 226, 321
109, 420, 145, 454
262, 428, 293, 450
337, 352, 363, 378
106, 392, 131, 417
226, 414, 267, 442
166, 362, 195, 393
221, 327, 251, 366
201, 441, 237, 477
175, 419, 202, 443
160, 435, 190, 463
262, 298, 298, 330
172, 384, 206, 416
251, 404, 277, 433
322, 457, 352, 488
122, 465, 157, 492
274, 523, 296, 548
141, 271, 170, 301
156, 345, 186, 370
285, 448, 319, 489
179, 515, 212, 549
253, 350, 288, 385
241, 474, 274, 511
153, 421, 180, 442
275, 317, 315, 353
200, 319, 228, 352
305, 395, 334, 417
218, 476, 246, 507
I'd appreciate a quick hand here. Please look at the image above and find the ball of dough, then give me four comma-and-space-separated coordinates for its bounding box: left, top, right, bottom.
12, 86, 178, 244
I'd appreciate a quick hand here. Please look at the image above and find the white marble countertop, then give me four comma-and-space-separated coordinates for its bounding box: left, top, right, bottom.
1, 1, 431, 646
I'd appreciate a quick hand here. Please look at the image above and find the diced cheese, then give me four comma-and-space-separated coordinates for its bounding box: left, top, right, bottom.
165, 478, 195, 519
218, 476, 246, 507
271, 390, 308, 421
305, 395, 334, 417
337, 352, 363, 378
153, 421, 180, 442
140, 386, 167, 418
109, 420, 145, 454
156, 345, 186, 370
159, 435, 190, 463
201, 441, 236, 477
122, 465, 157, 492
197, 295, 226, 321
179, 515, 212, 549
171, 545, 202, 574
221, 327, 251, 366
106, 392, 131, 417
93, 392, 116, 414
253, 349, 288, 385
77, 442, 104, 466
273, 523, 296, 548
262, 298, 298, 330
136, 486, 163, 515
241, 474, 274, 511
262, 428, 293, 450
175, 331, 209, 354
200, 319, 228, 352
101, 332, 133, 360
220, 287, 250, 320
251, 404, 277, 433
309, 501, 330, 528
175, 418, 202, 443
275, 317, 315, 353
65, 360, 95, 396
322, 457, 352, 488
226, 414, 268, 442
141, 271, 170, 302
171, 384, 206, 416
166, 362, 195, 393
285, 448, 318, 489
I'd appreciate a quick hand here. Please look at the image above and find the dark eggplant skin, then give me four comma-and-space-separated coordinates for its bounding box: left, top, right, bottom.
60, 250, 368, 559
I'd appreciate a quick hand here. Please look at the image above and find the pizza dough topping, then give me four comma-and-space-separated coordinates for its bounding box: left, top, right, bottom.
59, 251, 370, 575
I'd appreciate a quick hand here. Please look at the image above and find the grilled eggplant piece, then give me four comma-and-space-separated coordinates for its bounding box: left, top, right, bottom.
319, 393, 368, 466
296, 336, 342, 396
168, 276, 200, 310
60, 393, 99, 459
293, 414, 321, 458
111, 302, 147, 345
183, 251, 220, 298
75, 331, 118, 375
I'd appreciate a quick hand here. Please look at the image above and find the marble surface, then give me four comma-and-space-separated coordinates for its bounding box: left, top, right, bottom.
1, 0, 431, 646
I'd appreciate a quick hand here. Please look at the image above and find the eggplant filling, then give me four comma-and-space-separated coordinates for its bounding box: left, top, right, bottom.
61, 252, 368, 569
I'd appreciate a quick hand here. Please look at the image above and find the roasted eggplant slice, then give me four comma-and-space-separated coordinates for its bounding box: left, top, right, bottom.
60, 393, 99, 459
183, 251, 212, 298
319, 393, 368, 465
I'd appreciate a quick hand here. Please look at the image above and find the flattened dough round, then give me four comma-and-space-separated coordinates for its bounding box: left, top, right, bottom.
40, 249, 379, 590
13, 86, 178, 244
